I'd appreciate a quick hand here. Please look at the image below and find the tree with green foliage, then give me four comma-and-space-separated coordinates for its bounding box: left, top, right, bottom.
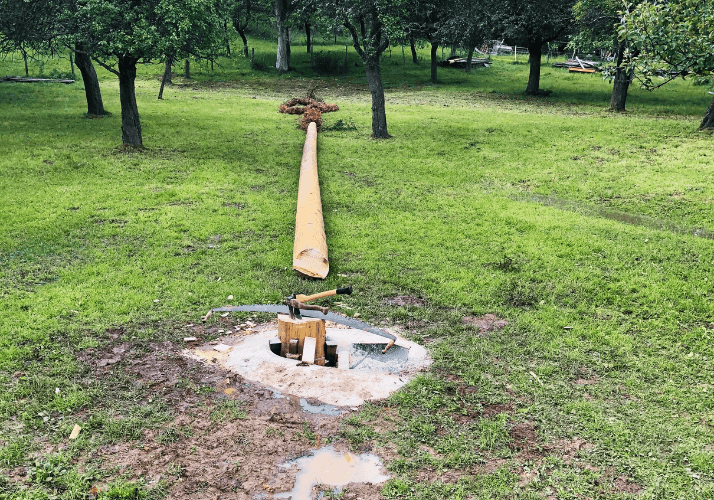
572, 0, 641, 112
493, 0, 576, 95
65, 0, 223, 146
0, 0, 107, 115
405, 1, 443, 83
439, 0, 492, 74
623, 0, 714, 129
332, 0, 398, 138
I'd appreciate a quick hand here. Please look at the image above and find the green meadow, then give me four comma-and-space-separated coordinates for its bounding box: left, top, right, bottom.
1, 38, 713, 499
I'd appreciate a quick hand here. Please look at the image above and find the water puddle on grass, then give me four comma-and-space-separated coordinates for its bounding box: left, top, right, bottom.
275, 446, 390, 500
513, 193, 714, 239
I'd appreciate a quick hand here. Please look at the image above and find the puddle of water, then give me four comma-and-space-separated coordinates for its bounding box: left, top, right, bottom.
299, 398, 342, 416
349, 343, 409, 373
275, 446, 390, 500
513, 193, 714, 240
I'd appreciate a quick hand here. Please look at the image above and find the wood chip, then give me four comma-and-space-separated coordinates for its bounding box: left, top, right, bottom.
213, 344, 232, 352
69, 424, 82, 440
184, 337, 198, 342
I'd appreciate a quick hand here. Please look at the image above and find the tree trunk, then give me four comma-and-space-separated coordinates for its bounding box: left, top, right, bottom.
430, 42, 438, 83
465, 47, 475, 74
410, 36, 418, 63
364, 60, 390, 139
74, 47, 106, 116
158, 55, 173, 100
699, 98, 714, 129
69, 51, 75, 77
275, 0, 289, 74
305, 22, 311, 53
609, 41, 631, 112
22, 48, 28, 76
224, 21, 231, 55
238, 29, 249, 58
450, 43, 456, 57
118, 56, 142, 147
525, 43, 543, 95
185, 58, 190, 78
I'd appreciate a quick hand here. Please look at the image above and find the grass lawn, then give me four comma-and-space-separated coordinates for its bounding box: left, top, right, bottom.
1, 37, 713, 499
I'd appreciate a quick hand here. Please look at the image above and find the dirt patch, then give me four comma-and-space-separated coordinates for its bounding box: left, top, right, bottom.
385, 295, 427, 307
573, 378, 597, 385
75, 327, 364, 499
613, 475, 642, 494
314, 482, 384, 500
462, 314, 509, 335
89, 405, 343, 499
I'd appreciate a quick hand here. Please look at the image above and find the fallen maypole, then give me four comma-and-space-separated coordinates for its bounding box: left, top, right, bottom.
293, 121, 329, 279
279, 95, 338, 279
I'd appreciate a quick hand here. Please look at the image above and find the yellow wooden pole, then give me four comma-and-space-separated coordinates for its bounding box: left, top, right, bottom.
293, 121, 329, 279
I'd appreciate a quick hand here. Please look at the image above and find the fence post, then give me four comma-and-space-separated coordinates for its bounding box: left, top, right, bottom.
514, 47, 517, 62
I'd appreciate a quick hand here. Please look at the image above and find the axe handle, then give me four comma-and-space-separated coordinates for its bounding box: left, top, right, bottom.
296, 286, 352, 303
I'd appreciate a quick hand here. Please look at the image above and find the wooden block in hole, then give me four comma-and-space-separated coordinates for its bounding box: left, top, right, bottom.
302, 337, 317, 364
289, 339, 298, 355
277, 314, 325, 360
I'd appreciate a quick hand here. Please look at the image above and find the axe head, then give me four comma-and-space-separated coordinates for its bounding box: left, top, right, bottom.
285, 295, 303, 320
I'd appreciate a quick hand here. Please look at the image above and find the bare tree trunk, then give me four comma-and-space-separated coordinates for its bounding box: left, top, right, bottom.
69, 51, 75, 77
275, 0, 289, 74
430, 42, 438, 83
450, 43, 456, 57
410, 36, 418, 63
224, 21, 231, 55
465, 47, 475, 74
238, 29, 249, 58
364, 60, 390, 139
609, 41, 631, 112
21, 48, 28, 76
75, 47, 106, 116
699, 98, 714, 129
118, 56, 142, 147
185, 58, 190, 78
305, 22, 312, 53
158, 55, 173, 100
526, 43, 543, 95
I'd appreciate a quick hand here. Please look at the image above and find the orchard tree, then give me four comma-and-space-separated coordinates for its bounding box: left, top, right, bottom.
623, 0, 714, 129
66, 0, 223, 146
493, 0, 576, 95
439, 0, 492, 74
335, 0, 403, 138
572, 0, 640, 111
0, 0, 108, 115
274, 0, 301, 73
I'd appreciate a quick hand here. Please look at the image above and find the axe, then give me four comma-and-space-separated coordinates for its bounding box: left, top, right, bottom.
286, 285, 353, 320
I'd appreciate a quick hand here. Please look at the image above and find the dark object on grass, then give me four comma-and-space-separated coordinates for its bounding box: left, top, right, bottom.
1, 76, 74, 84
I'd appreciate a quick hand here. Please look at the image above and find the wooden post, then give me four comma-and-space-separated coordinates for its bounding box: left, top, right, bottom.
277, 314, 326, 362
293, 122, 329, 279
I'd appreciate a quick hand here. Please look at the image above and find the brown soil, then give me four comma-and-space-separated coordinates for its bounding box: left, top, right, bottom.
384, 295, 427, 307
74, 326, 356, 499
462, 314, 509, 335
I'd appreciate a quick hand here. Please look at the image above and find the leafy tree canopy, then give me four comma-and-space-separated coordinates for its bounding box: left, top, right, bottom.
622, 0, 714, 89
